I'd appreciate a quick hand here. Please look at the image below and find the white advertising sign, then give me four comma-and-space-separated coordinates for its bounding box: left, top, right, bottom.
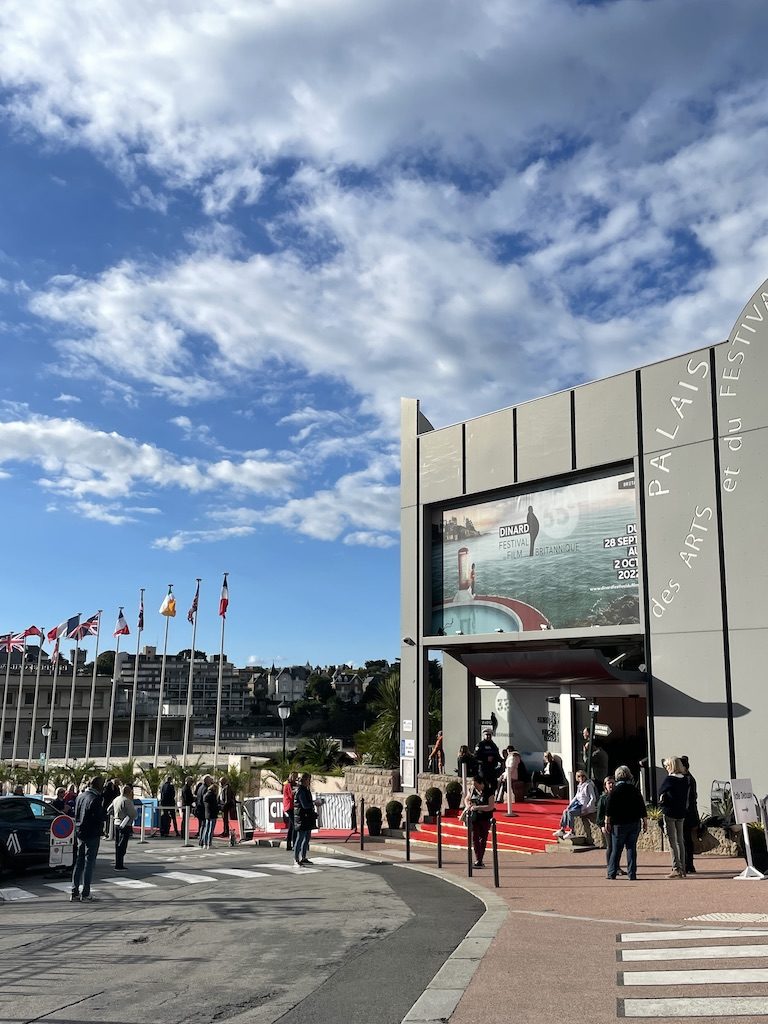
731, 778, 755, 825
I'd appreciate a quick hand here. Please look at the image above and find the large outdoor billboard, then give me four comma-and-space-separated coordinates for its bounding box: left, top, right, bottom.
430, 470, 639, 635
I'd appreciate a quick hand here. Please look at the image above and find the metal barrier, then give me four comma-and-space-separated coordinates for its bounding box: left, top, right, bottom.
491, 818, 500, 888
405, 813, 411, 862
360, 797, 365, 852
436, 810, 442, 868
466, 816, 473, 877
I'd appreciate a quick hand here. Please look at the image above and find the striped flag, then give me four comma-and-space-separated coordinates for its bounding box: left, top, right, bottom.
47, 615, 80, 642
219, 574, 229, 618
52, 638, 60, 665
113, 608, 130, 637
159, 585, 176, 617
187, 581, 200, 624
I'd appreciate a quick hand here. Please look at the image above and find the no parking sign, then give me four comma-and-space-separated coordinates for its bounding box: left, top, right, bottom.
49, 814, 75, 868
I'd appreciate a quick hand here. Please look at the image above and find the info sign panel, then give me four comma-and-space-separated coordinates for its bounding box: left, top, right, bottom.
430, 470, 640, 635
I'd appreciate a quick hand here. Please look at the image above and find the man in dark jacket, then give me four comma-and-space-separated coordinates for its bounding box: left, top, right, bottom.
680, 755, 699, 874
71, 776, 105, 902
604, 765, 647, 881
101, 778, 118, 837
195, 775, 213, 845
474, 729, 502, 784
159, 776, 179, 837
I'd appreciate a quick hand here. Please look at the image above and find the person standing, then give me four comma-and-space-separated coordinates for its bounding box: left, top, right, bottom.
293, 773, 319, 867
680, 755, 699, 875
218, 776, 236, 839
506, 750, 529, 803
111, 784, 137, 870
463, 772, 495, 868
604, 765, 647, 880
195, 774, 213, 846
474, 728, 502, 785
282, 772, 298, 851
597, 776, 625, 876
201, 781, 219, 849
659, 757, 690, 878
428, 731, 445, 773
70, 776, 105, 902
180, 776, 195, 837
159, 776, 179, 837
101, 778, 118, 838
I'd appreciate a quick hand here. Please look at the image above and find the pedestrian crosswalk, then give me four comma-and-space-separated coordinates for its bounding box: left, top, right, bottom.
617, 926, 768, 1019
0, 851, 369, 903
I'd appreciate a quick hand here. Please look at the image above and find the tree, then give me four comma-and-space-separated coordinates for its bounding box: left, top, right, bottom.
96, 650, 116, 676
306, 675, 334, 702
110, 759, 139, 786
355, 671, 399, 768
62, 761, 99, 789
136, 764, 163, 797
297, 734, 343, 771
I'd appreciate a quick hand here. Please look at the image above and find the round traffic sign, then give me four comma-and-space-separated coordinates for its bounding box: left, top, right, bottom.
51, 815, 75, 840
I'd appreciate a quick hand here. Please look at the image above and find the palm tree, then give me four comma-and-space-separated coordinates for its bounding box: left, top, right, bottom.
355, 672, 400, 767
297, 734, 342, 772
110, 759, 139, 786
62, 761, 98, 790
222, 766, 252, 799
136, 764, 163, 797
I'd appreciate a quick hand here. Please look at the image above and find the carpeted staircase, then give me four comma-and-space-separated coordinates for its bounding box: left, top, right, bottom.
413, 798, 569, 854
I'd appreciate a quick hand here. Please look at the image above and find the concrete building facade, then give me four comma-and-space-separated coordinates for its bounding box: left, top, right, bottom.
400, 276, 768, 800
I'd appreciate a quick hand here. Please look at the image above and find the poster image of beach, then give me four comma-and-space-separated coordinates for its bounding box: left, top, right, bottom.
430, 471, 640, 635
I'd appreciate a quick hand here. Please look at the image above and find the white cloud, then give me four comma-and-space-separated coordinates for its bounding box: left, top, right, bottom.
53, 393, 81, 403
0, 413, 298, 510
343, 531, 397, 549
151, 525, 255, 552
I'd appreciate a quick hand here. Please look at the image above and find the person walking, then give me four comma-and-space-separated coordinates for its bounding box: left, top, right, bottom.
604, 765, 647, 880
70, 776, 105, 902
659, 756, 690, 878
201, 781, 219, 849
463, 772, 495, 868
428, 731, 445, 773
680, 755, 699, 874
293, 773, 319, 867
218, 776, 236, 839
159, 776, 179, 837
111, 784, 137, 870
282, 771, 298, 851
180, 776, 195, 837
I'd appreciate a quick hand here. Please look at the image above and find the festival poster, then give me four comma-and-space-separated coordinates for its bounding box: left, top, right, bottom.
430, 471, 639, 635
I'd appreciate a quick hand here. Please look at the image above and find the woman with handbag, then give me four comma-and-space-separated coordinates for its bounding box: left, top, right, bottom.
293, 773, 320, 867
462, 773, 495, 868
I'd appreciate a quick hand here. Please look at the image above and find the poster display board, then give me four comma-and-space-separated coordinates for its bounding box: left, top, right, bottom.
430, 470, 639, 635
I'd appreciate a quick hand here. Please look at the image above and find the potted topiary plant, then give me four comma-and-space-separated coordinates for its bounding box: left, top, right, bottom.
405, 793, 422, 825
386, 799, 403, 830
365, 805, 383, 837
445, 780, 463, 811
424, 786, 443, 823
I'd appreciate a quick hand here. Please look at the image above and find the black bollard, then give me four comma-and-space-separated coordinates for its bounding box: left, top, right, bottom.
491, 818, 500, 888
436, 809, 442, 869
467, 817, 473, 877
360, 797, 365, 852
405, 812, 411, 861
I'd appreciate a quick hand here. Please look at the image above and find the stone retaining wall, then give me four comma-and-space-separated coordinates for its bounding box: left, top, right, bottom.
571, 814, 742, 856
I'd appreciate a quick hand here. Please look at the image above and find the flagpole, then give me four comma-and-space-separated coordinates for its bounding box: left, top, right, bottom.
0, 636, 14, 761
154, 585, 173, 766
27, 628, 45, 767
84, 610, 102, 761
45, 641, 61, 765
11, 635, 28, 763
105, 626, 123, 770
127, 588, 144, 759
213, 572, 229, 773
183, 579, 201, 767
64, 636, 81, 763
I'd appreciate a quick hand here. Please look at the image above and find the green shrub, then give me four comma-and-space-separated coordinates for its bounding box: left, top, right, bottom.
445, 780, 463, 810
405, 793, 422, 824
365, 805, 383, 836
385, 799, 403, 829
425, 786, 443, 813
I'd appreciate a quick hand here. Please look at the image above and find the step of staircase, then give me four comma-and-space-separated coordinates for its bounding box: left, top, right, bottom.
413, 799, 569, 855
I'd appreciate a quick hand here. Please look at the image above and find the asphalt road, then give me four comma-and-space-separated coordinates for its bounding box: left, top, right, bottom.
0, 839, 481, 1024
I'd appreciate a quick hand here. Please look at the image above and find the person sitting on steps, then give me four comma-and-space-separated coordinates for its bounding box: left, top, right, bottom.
553, 770, 597, 839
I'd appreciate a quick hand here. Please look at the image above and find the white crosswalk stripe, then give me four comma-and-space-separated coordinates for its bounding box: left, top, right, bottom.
107, 878, 157, 889
618, 929, 768, 1019
260, 863, 319, 873
209, 868, 269, 878
0, 886, 37, 901
309, 856, 364, 868
157, 871, 219, 884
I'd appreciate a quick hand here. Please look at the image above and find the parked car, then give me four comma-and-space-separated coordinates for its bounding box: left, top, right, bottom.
0, 796, 72, 875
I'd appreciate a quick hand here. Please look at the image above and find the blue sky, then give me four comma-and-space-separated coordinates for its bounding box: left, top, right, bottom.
0, 0, 766, 668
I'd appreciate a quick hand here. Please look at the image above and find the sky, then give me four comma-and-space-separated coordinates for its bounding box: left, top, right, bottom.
1, 0, 767, 669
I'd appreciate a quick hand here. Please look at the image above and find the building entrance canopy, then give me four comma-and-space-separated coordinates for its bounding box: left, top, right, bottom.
450, 647, 646, 687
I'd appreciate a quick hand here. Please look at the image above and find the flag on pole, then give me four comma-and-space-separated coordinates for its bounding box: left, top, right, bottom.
52, 638, 60, 665
219, 574, 229, 618
0, 633, 25, 653
113, 608, 130, 637
47, 615, 80, 642
159, 585, 176, 617
187, 581, 200, 624
19, 625, 43, 639
138, 593, 144, 631
69, 614, 99, 640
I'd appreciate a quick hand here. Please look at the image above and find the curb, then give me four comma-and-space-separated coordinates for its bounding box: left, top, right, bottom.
309, 842, 508, 1024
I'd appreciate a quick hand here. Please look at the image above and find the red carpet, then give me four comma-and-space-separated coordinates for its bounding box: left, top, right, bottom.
414, 799, 569, 854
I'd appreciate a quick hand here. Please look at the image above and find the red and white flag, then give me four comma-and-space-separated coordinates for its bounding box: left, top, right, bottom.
219, 574, 229, 618
47, 615, 80, 642
19, 625, 43, 640
113, 608, 130, 637
52, 638, 60, 665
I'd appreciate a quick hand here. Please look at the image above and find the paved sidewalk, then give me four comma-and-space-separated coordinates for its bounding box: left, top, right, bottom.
314, 838, 767, 1023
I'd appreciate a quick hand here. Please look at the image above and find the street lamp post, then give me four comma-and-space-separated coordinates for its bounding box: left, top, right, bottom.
40, 725, 51, 794
277, 700, 291, 764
